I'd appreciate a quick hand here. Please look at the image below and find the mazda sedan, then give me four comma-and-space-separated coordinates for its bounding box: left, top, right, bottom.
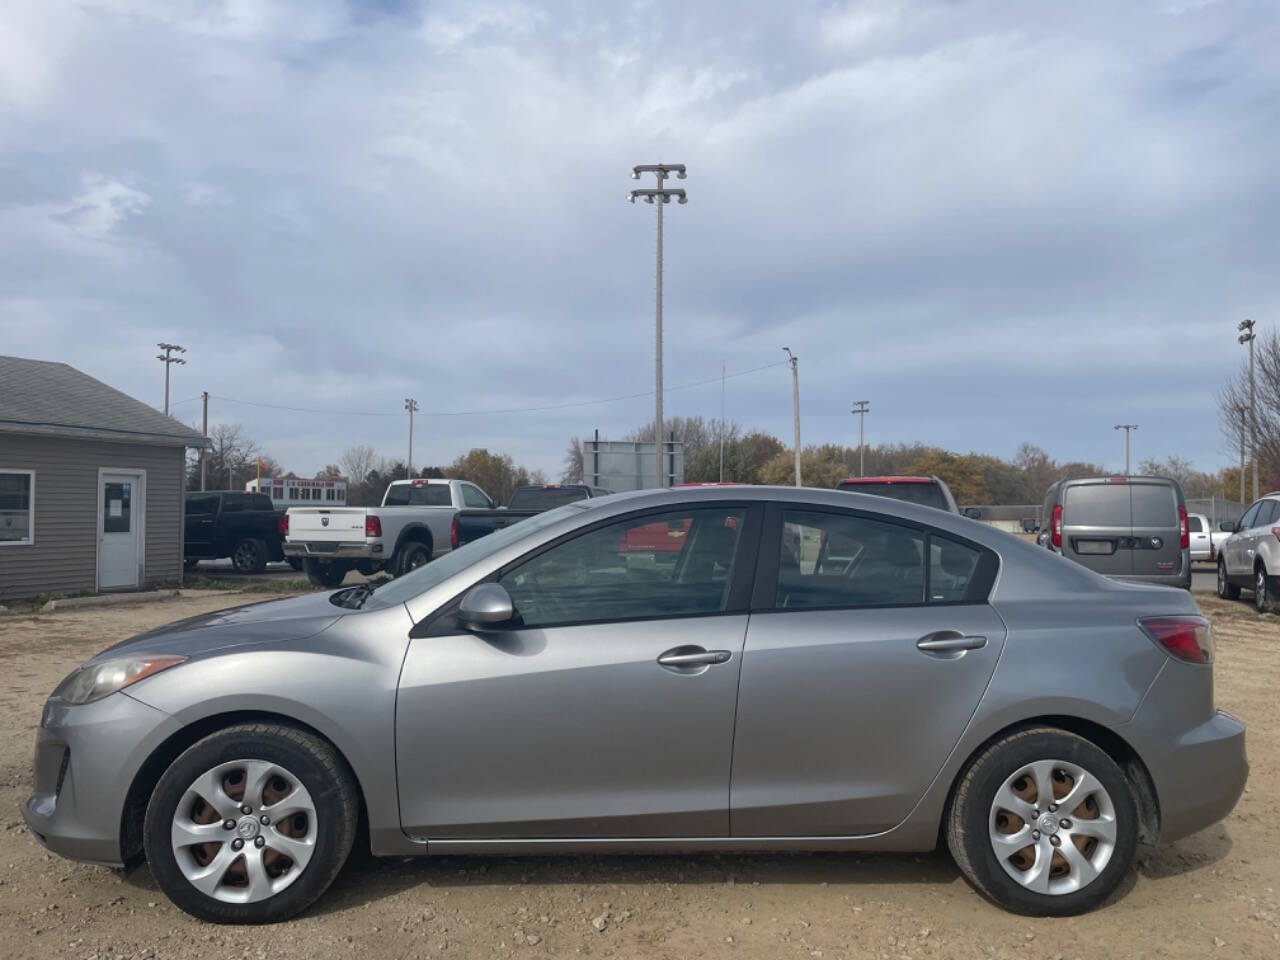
25, 487, 1246, 922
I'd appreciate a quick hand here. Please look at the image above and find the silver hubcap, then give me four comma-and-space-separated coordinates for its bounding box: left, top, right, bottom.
171, 759, 318, 904
989, 759, 1117, 895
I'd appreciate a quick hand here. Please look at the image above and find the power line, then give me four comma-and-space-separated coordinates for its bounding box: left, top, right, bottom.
167, 360, 788, 419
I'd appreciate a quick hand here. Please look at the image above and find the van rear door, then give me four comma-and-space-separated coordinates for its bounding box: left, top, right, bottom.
1060, 480, 1132, 576
1129, 481, 1182, 578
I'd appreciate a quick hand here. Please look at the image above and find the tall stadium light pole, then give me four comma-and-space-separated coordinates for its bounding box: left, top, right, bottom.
629, 162, 687, 488
1239, 319, 1258, 501
852, 400, 870, 476
156, 343, 186, 416
1237, 404, 1247, 504
1114, 424, 1138, 476
404, 398, 419, 476
783, 347, 802, 486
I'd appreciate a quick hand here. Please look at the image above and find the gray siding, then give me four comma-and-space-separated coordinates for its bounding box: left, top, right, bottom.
0, 434, 187, 601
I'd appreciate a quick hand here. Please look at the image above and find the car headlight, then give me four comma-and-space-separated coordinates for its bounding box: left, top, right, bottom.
52, 656, 187, 705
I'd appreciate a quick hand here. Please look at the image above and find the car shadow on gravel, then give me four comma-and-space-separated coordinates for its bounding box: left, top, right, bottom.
1135, 826, 1233, 880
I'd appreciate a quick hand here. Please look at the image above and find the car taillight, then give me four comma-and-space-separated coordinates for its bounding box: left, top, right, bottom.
278, 515, 288, 536
365, 515, 382, 538
1051, 504, 1062, 549
1139, 615, 1213, 664
1178, 505, 1190, 550
450, 515, 459, 550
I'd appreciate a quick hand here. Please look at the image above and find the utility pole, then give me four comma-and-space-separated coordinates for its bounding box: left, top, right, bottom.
156, 343, 186, 416
719, 361, 726, 483
783, 347, 801, 486
200, 391, 209, 491
629, 162, 687, 488
852, 400, 870, 477
1237, 403, 1247, 504
1114, 424, 1138, 475
1239, 319, 1258, 501
404, 398, 419, 476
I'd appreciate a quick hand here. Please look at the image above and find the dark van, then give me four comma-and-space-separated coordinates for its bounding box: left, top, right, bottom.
1039, 476, 1190, 589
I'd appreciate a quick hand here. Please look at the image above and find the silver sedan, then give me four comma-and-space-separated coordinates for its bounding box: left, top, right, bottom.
24, 486, 1247, 922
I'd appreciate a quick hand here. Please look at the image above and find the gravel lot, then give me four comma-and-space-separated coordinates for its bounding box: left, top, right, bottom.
0, 590, 1276, 959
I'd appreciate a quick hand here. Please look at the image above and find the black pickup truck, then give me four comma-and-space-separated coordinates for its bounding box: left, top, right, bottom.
184, 491, 289, 574
453, 484, 613, 547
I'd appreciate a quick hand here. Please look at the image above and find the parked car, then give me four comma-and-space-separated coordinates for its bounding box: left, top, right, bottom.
26, 486, 1245, 922
1215, 493, 1280, 610
835, 475, 959, 512
1038, 476, 1191, 590
1187, 512, 1216, 562
282, 478, 495, 588
183, 491, 287, 574
453, 483, 613, 547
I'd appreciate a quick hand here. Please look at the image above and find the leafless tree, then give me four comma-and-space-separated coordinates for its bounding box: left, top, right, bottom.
340, 444, 381, 486
1219, 327, 1280, 490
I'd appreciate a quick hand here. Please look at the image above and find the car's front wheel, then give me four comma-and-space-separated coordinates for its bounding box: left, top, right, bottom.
1218, 558, 1240, 600
946, 727, 1137, 916
143, 723, 359, 923
231, 538, 267, 574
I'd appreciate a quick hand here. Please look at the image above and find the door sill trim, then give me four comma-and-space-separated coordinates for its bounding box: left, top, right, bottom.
418, 832, 894, 855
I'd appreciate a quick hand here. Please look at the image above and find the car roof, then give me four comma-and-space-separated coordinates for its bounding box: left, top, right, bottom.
838, 475, 937, 485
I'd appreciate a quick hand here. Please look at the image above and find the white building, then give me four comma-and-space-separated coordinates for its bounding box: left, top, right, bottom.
246, 476, 347, 507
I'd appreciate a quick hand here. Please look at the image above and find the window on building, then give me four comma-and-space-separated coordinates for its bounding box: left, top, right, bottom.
0, 470, 35, 545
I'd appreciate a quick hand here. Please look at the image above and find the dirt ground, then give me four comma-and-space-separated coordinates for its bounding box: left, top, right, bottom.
0, 590, 1276, 959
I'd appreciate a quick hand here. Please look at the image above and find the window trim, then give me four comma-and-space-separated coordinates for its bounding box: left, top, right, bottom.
751, 502, 999, 614
413, 501, 764, 637
0, 468, 35, 546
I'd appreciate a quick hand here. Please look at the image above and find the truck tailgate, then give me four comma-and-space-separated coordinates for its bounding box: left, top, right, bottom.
287, 508, 367, 543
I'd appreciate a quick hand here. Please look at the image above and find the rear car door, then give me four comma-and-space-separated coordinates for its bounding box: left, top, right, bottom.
396, 502, 761, 839
1060, 480, 1132, 577
729, 505, 1005, 837
1129, 481, 1182, 579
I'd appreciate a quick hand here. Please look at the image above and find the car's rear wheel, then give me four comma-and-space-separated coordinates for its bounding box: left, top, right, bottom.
1218, 558, 1240, 600
946, 727, 1137, 916
231, 538, 267, 575
143, 723, 358, 923
1255, 565, 1270, 613
303, 558, 350, 588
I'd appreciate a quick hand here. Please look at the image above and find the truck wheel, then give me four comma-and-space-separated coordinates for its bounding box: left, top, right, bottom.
394, 541, 432, 577
304, 559, 350, 589
231, 538, 268, 575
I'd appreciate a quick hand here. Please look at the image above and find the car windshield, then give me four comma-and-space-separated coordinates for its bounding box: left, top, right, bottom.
363, 502, 588, 609
837, 481, 949, 510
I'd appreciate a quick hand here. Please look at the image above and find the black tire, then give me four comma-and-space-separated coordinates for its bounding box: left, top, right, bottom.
303, 558, 350, 588
286, 557, 303, 572
184, 558, 200, 571
1218, 559, 1240, 600
394, 540, 432, 577
946, 727, 1138, 917
143, 723, 359, 923
231, 538, 268, 575
1255, 564, 1270, 613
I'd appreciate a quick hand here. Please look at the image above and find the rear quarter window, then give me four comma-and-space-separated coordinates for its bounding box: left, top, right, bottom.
1062, 484, 1129, 526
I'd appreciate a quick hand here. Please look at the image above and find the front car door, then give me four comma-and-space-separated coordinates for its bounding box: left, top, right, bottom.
730, 504, 1005, 836
396, 502, 761, 839
1225, 501, 1261, 577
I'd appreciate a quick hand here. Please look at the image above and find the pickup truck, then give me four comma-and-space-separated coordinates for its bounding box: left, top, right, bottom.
184, 491, 288, 574
453, 483, 613, 547
282, 478, 496, 587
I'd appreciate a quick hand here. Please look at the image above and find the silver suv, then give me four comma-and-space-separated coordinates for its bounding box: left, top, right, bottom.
1216, 493, 1280, 610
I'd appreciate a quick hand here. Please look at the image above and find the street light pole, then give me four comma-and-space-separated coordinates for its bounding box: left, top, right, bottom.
852, 400, 870, 477
783, 347, 801, 486
156, 343, 186, 416
404, 398, 419, 476
1239, 319, 1258, 501
1237, 404, 1247, 504
629, 162, 687, 488
1114, 424, 1138, 476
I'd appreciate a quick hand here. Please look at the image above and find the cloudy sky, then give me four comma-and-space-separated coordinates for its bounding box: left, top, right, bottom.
2, 0, 1277, 480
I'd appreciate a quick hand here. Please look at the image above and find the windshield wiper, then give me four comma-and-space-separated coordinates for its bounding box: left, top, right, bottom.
329, 581, 379, 609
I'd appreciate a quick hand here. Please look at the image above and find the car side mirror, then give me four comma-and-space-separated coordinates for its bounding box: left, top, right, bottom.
458, 583, 515, 629
962, 507, 982, 520
1219, 521, 1237, 533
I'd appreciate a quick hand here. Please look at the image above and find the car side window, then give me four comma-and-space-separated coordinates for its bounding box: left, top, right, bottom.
186, 496, 217, 516
929, 535, 984, 602
1187, 515, 1203, 533
221, 495, 245, 513
500, 506, 746, 628
462, 484, 490, 508
1238, 502, 1261, 530
776, 509, 924, 608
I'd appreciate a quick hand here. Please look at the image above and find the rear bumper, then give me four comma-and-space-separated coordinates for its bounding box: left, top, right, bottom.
282, 541, 381, 559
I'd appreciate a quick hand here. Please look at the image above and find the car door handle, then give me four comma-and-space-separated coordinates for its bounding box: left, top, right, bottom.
916, 632, 987, 654
657, 647, 732, 667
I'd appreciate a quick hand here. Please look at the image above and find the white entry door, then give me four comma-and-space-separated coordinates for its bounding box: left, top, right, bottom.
99, 471, 143, 590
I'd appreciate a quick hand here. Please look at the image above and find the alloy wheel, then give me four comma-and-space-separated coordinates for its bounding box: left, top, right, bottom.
170, 759, 317, 904
988, 759, 1117, 896
233, 541, 259, 572
1257, 569, 1268, 611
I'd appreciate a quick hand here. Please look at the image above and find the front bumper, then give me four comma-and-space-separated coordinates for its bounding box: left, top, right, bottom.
22, 692, 180, 867
282, 540, 380, 559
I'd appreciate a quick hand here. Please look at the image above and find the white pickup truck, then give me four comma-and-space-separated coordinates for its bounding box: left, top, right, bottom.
282, 478, 497, 588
